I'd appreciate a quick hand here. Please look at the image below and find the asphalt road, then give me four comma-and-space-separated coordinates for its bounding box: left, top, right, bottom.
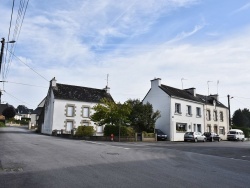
1, 126, 250, 188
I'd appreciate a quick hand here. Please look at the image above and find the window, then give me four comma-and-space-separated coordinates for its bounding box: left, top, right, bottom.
66, 121, 73, 131
207, 124, 211, 132
187, 105, 192, 116
219, 126, 225, 135
214, 125, 218, 134
220, 111, 223, 121
67, 106, 74, 117
83, 107, 90, 118
196, 107, 201, 117
175, 103, 181, 114
176, 123, 187, 132
213, 110, 218, 121
206, 110, 211, 121
197, 124, 201, 132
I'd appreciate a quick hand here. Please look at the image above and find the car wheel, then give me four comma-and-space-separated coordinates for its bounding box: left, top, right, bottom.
194, 138, 198, 142
218, 138, 220, 142
242, 138, 244, 142
184, 139, 187, 142
203, 138, 206, 142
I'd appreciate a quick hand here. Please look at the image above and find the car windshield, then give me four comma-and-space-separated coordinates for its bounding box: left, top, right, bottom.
229, 131, 236, 134
185, 132, 193, 135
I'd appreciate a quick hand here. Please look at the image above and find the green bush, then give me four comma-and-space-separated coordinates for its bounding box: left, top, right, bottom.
75, 126, 94, 137
104, 125, 135, 137
0, 122, 5, 127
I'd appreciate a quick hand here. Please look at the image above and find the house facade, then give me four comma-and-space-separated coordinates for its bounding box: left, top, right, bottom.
41, 78, 113, 136
143, 78, 229, 141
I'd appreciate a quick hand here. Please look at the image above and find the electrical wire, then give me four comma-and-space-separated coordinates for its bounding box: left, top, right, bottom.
6, 81, 48, 88
3, 0, 16, 81
4, 90, 32, 106
5, 0, 30, 80
7, 50, 49, 82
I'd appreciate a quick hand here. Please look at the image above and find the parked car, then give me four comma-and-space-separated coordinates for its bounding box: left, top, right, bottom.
227, 129, 245, 141
184, 132, 206, 142
155, 129, 167, 141
203, 132, 221, 142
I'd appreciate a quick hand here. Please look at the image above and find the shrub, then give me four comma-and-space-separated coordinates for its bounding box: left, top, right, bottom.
75, 126, 94, 137
0, 122, 5, 127
142, 131, 155, 138
104, 124, 135, 137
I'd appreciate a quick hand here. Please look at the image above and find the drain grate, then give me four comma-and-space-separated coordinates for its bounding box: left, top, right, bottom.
0, 160, 23, 172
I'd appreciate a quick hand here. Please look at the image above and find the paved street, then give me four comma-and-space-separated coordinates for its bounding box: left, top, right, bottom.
1, 126, 250, 188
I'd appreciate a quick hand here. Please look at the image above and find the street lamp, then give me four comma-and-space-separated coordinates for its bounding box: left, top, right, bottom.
0, 38, 16, 73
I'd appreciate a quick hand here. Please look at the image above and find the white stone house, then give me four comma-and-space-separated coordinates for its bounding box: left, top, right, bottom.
41, 78, 113, 136
142, 78, 229, 141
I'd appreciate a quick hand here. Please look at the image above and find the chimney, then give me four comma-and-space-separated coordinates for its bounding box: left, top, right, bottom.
104, 86, 110, 94
50, 77, 57, 88
210, 94, 219, 101
151, 78, 161, 89
185, 88, 196, 97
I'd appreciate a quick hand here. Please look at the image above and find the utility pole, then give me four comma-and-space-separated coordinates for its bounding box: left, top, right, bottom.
227, 94, 231, 128
0, 38, 15, 104
0, 38, 5, 104
0, 38, 5, 74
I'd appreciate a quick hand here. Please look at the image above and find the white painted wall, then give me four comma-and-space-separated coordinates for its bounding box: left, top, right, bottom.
52, 99, 98, 132
42, 89, 54, 134
143, 79, 171, 139
170, 97, 204, 141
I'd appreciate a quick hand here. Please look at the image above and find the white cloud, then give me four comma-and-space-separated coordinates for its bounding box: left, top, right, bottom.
232, 2, 250, 14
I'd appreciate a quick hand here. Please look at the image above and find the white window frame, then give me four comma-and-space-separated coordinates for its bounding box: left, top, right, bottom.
175, 103, 181, 114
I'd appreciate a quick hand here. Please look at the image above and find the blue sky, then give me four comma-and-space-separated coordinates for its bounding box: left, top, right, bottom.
0, 0, 250, 114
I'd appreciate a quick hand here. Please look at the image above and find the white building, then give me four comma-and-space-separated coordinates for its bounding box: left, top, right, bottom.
143, 78, 229, 141
41, 78, 113, 136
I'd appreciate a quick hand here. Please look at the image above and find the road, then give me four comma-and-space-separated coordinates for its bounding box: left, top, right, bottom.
0, 126, 250, 188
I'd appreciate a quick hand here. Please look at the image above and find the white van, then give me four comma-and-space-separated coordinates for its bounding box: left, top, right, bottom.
227, 129, 245, 141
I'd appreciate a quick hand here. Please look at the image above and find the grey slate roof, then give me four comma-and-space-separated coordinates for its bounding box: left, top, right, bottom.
52, 83, 113, 103
160, 85, 203, 103
159, 84, 228, 108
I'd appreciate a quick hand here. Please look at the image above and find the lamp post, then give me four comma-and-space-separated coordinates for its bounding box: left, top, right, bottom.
0, 38, 16, 104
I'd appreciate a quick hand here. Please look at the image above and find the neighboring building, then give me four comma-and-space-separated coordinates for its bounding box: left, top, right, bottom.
30, 98, 45, 129
15, 105, 33, 120
198, 94, 229, 140
142, 78, 229, 141
41, 77, 113, 135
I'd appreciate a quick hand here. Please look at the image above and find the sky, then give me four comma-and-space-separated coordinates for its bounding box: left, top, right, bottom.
0, 0, 250, 115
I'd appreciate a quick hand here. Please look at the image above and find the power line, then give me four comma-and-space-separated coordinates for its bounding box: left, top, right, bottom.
3, 90, 32, 106
7, 50, 49, 82
6, 81, 47, 88
4, 0, 30, 81
3, 0, 16, 81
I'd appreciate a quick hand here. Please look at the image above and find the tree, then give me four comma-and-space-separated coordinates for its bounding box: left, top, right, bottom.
126, 99, 161, 132
2, 106, 16, 119
232, 108, 250, 128
91, 98, 131, 127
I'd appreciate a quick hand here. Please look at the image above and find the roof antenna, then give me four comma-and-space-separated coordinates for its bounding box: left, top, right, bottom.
106, 74, 109, 87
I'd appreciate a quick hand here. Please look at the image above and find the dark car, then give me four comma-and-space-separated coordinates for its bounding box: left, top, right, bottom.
184, 132, 206, 142
155, 129, 167, 141
203, 132, 221, 142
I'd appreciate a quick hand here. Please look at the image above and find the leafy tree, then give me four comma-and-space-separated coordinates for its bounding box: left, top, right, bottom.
2, 106, 16, 119
232, 108, 250, 128
126, 99, 161, 132
91, 98, 131, 127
